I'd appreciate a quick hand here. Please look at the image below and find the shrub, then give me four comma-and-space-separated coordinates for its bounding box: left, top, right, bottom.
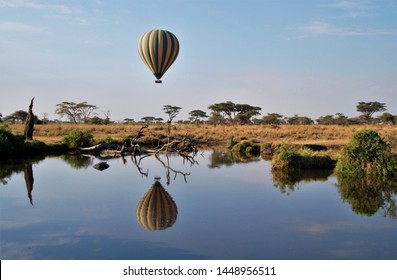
335, 129, 397, 177
0, 128, 25, 156
62, 130, 94, 148
0, 128, 64, 156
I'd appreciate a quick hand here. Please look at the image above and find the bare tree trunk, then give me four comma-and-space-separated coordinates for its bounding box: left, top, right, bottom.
24, 97, 35, 140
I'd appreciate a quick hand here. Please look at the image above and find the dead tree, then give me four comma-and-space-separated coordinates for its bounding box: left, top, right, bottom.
24, 97, 35, 140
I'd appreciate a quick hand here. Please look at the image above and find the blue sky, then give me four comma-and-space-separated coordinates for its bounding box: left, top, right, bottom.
0, 0, 396, 122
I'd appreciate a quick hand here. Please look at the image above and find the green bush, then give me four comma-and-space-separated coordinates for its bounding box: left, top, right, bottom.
62, 130, 94, 148
0, 128, 25, 156
335, 129, 397, 177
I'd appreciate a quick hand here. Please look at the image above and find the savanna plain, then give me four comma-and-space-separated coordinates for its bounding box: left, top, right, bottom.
8, 123, 397, 152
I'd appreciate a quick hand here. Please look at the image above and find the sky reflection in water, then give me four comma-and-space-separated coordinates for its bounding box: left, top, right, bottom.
0, 151, 396, 260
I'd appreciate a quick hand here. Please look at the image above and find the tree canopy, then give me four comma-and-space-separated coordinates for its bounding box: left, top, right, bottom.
356, 101, 386, 121
55, 101, 98, 123
208, 101, 261, 124
163, 105, 181, 123
188, 110, 208, 123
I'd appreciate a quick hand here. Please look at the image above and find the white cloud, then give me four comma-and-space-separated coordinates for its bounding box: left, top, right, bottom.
0, 0, 44, 9
0, 21, 43, 32
0, 0, 75, 14
325, 1, 369, 10
323, 1, 370, 18
298, 21, 397, 37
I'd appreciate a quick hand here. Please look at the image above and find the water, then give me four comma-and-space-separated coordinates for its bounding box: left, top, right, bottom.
1, 151, 396, 260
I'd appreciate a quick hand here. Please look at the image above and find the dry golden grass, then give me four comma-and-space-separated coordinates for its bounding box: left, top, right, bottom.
8, 123, 397, 149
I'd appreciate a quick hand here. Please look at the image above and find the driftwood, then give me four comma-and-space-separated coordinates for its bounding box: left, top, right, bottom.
77, 125, 148, 155
77, 125, 197, 158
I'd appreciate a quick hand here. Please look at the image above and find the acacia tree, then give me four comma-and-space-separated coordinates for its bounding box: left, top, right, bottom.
188, 110, 208, 123
234, 104, 261, 124
262, 113, 285, 125
162, 105, 182, 145
208, 101, 261, 124
3, 110, 28, 123
356, 101, 386, 122
208, 101, 236, 122
163, 105, 181, 123
55, 101, 98, 123
141, 116, 157, 123
378, 113, 396, 125
79, 102, 98, 123
286, 114, 314, 125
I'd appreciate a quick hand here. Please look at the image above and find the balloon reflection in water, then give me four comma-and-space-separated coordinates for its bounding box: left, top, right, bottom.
136, 180, 178, 231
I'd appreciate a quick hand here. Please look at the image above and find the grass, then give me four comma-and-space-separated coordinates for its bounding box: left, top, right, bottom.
8, 123, 397, 150
271, 144, 337, 171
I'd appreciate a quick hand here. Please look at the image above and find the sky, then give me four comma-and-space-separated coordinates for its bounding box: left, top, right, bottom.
0, 0, 396, 122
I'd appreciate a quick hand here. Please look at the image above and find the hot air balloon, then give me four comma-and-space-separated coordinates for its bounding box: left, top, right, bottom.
137, 29, 179, 83
136, 180, 178, 231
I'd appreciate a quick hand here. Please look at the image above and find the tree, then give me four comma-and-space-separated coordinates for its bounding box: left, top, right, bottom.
55, 102, 79, 123
77, 102, 98, 123
163, 105, 181, 123
3, 110, 28, 123
207, 111, 226, 125
286, 114, 314, 125
208, 101, 261, 124
141, 116, 157, 124
316, 114, 335, 125
55, 101, 98, 123
123, 118, 135, 124
0, 112, 3, 123
208, 101, 236, 122
356, 101, 386, 122
335, 113, 349, 125
188, 110, 208, 123
261, 113, 286, 125
378, 112, 396, 125
162, 105, 181, 145
316, 113, 348, 125
41, 113, 49, 124
234, 104, 261, 124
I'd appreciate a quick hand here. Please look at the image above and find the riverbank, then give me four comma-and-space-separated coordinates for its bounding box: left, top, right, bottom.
7, 123, 397, 150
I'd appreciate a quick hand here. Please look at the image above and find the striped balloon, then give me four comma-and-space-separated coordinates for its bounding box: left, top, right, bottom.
137, 29, 179, 83
136, 181, 178, 231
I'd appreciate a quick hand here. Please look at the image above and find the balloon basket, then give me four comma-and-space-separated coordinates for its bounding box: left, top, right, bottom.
155, 80, 162, 84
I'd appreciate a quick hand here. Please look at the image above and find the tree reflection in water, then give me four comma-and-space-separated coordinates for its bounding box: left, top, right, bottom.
0, 158, 40, 205
60, 155, 93, 169
337, 174, 397, 219
3, 150, 396, 221
207, 150, 260, 168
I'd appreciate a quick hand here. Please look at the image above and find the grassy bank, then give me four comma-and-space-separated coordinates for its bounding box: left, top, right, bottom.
0, 127, 66, 157
8, 123, 397, 149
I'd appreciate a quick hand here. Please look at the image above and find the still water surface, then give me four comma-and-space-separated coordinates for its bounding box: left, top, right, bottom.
1, 151, 396, 259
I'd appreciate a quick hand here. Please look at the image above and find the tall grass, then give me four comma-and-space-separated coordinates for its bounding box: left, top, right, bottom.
8, 123, 397, 149
271, 144, 336, 171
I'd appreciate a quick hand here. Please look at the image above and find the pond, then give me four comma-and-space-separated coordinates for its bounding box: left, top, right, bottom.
1, 150, 396, 260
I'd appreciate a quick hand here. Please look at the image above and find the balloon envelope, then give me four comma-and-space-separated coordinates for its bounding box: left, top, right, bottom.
137, 29, 179, 83
136, 181, 178, 231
